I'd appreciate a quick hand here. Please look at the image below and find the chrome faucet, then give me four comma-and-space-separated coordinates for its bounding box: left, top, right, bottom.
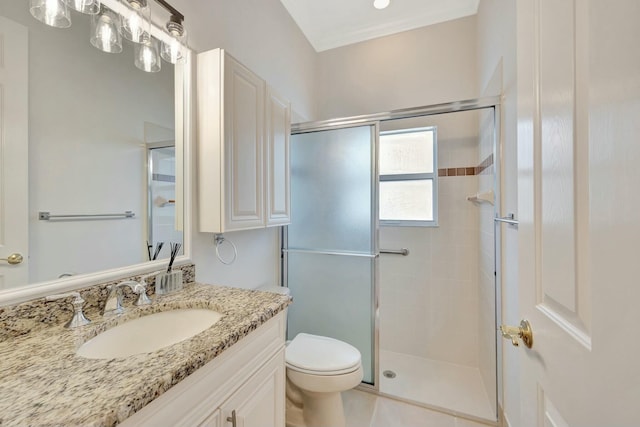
46, 291, 91, 328
103, 279, 152, 317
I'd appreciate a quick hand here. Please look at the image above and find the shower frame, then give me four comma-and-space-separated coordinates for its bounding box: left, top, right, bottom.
284, 96, 502, 422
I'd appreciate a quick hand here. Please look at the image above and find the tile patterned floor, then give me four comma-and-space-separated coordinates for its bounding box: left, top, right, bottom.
343, 389, 493, 427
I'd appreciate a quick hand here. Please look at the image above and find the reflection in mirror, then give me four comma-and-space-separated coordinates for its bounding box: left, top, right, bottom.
0, 2, 183, 290
147, 125, 182, 256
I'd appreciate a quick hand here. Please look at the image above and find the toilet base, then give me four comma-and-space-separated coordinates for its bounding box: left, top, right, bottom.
285, 397, 305, 427
285, 364, 363, 427
285, 389, 346, 427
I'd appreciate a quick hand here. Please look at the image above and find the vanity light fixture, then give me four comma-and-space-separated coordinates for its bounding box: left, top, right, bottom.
90, 5, 123, 53
121, 0, 150, 44
160, 15, 187, 64
30, 0, 71, 28
373, 0, 390, 10
65, 0, 100, 15
156, 0, 187, 65
30, 0, 187, 71
135, 34, 161, 72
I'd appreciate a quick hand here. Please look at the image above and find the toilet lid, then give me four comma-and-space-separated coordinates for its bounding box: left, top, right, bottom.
286, 333, 361, 374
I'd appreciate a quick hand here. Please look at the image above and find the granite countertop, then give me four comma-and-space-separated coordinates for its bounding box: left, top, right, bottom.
0, 283, 291, 427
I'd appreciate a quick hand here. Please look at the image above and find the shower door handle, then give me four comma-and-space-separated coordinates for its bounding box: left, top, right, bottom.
499, 320, 533, 348
494, 213, 519, 226
283, 249, 378, 258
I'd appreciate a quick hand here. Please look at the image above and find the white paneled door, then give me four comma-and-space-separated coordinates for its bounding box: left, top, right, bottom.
516, 1, 640, 426
0, 16, 29, 289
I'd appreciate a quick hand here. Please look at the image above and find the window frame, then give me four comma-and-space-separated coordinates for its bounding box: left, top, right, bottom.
379, 126, 438, 227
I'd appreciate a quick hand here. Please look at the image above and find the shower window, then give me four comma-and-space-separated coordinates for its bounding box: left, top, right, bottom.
379, 127, 438, 226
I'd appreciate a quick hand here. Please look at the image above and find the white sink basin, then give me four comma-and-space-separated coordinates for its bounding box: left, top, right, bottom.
77, 308, 223, 359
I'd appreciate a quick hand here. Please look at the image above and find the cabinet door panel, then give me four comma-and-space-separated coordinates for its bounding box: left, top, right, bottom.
221, 350, 285, 427
266, 87, 291, 226
224, 56, 265, 230
198, 409, 221, 427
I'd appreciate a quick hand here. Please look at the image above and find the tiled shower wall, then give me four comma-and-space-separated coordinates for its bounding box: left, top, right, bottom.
379, 111, 481, 367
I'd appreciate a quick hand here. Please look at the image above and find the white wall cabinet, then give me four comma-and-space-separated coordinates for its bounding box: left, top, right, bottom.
198, 48, 290, 233
265, 87, 291, 226
120, 311, 286, 427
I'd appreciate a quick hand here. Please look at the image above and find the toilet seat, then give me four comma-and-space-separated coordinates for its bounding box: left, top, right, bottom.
286, 333, 361, 376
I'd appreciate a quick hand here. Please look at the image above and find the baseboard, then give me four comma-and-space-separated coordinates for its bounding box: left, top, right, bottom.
500, 404, 511, 427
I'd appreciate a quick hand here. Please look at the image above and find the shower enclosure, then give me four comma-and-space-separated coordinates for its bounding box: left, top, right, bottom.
283, 98, 500, 423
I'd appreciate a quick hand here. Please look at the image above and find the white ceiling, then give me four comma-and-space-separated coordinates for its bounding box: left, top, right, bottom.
279, 0, 480, 52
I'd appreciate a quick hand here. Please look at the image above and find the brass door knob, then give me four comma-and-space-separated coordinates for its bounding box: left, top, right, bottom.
0, 253, 23, 265
500, 319, 533, 348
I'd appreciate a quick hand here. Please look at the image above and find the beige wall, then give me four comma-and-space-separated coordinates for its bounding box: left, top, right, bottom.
168, 0, 318, 289
171, 0, 318, 121
315, 15, 478, 120
180, 5, 482, 290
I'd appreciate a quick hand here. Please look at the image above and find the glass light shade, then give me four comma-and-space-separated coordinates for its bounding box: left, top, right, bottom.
160, 21, 187, 64
65, 0, 100, 15
30, 0, 71, 28
90, 7, 123, 53
121, 0, 150, 44
135, 36, 161, 73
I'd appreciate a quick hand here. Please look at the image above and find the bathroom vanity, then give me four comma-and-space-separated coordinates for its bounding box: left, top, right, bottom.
121, 306, 286, 426
0, 280, 290, 426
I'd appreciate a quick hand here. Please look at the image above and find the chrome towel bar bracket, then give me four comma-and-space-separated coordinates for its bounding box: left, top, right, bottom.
380, 248, 409, 256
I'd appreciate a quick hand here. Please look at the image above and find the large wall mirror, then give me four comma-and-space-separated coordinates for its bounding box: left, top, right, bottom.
0, 1, 191, 305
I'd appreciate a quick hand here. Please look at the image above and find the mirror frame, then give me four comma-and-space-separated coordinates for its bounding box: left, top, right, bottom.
0, 10, 195, 307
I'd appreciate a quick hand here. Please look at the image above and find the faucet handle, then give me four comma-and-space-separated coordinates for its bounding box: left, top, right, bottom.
46, 291, 91, 328
132, 282, 152, 306
117, 280, 152, 306
136, 270, 165, 302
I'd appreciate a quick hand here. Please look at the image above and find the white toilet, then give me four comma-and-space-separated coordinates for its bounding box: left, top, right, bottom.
259, 286, 363, 427
285, 333, 363, 427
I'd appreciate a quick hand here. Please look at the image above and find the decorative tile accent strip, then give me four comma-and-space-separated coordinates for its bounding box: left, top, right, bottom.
152, 173, 176, 183
0, 263, 196, 340
437, 153, 494, 177
475, 153, 494, 175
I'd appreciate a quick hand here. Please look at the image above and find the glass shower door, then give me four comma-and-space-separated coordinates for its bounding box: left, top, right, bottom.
285, 124, 378, 385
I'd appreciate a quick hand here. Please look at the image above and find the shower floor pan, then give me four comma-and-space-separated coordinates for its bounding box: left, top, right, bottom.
379, 350, 495, 422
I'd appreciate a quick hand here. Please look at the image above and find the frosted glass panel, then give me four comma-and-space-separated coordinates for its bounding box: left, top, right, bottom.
379, 130, 434, 174
287, 252, 375, 384
380, 179, 433, 221
289, 127, 374, 253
